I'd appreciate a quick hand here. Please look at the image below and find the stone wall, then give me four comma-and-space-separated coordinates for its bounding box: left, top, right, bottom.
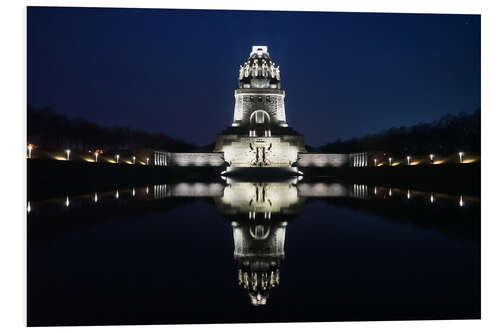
296, 153, 349, 167
167, 152, 225, 167
151, 151, 370, 168
152, 151, 225, 167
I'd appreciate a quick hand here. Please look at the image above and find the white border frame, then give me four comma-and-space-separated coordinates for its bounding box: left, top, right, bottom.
2, 1, 498, 332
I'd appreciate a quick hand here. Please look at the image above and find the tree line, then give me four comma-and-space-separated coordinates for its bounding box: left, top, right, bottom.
314, 108, 480, 155
27, 105, 198, 153
28, 105, 480, 156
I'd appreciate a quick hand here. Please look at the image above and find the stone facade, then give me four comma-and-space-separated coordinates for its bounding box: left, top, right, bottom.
214, 135, 305, 168
233, 90, 286, 127
215, 45, 305, 169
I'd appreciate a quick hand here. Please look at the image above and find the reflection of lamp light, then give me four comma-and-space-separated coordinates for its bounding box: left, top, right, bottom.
389, 188, 392, 196
146, 186, 149, 195
146, 157, 149, 165
430, 193, 434, 203
115, 190, 119, 199
459, 195, 464, 207
374, 158, 377, 166
132, 156, 136, 164
65, 196, 70, 207
27, 201, 31, 213
388, 157, 392, 166
94, 193, 98, 203
65, 149, 70, 160
132, 188, 135, 197
429, 154, 434, 164
27, 144, 33, 159
407, 156, 411, 165
95, 152, 99, 162
116, 154, 120, 163
459, 152, 464, 163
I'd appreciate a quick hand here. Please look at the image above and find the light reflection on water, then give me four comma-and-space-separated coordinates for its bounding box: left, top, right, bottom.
27, 181, 480, 324
27, 182, 479, 215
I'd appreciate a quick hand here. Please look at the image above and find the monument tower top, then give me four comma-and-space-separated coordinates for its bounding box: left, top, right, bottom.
250, 46, 268, 57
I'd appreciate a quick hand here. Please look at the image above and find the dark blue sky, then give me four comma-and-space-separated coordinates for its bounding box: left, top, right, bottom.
27, 7, 480, 146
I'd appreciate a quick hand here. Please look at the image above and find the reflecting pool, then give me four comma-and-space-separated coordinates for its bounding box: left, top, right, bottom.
27, 180, 480, 326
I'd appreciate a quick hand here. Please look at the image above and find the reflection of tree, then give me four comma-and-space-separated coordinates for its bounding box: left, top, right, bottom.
317, 109, 480, 155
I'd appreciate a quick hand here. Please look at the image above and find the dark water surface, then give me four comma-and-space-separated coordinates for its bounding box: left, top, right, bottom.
27, 181, 480, 326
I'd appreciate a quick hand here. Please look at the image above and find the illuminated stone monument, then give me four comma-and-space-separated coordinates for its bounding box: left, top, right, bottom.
151, 45, 365, 169
214, 46, 306, 173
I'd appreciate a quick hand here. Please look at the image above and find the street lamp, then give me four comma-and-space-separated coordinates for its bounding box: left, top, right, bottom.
65, 149, 71, 161
430, 154, 434, 164
407, 156, 411, 165
388, 157, 392, 166
459, 152, 464, 163
374, 158, 377, 166
27, 144, 33, 159
116, 154, 120, 163
132, 156, 136, 164
94, 151, 99, 162
146, 157, 149, 165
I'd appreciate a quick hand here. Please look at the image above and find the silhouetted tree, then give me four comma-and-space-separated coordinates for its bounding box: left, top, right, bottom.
27, 105, 198, 152
318, 108, 480, 155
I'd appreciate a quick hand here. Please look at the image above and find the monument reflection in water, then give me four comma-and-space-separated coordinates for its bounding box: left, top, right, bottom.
28, 179, 479, 325
216, 181, 305, 305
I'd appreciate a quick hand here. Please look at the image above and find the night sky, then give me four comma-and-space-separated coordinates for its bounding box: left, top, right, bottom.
27, 7, 480, 146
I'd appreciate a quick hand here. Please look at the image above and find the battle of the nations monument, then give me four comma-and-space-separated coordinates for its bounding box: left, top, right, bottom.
151, 45, 368, 174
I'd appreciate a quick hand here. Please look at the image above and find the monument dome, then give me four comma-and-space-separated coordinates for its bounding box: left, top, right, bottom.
237, 46, 282, 90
